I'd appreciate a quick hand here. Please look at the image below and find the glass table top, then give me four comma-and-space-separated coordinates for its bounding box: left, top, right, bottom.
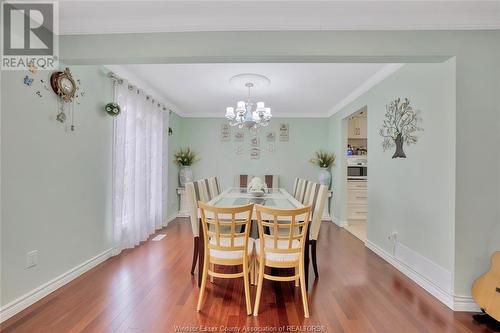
209, 187, 301, 209
227, 188, 283, 195
212, 196, 296, 209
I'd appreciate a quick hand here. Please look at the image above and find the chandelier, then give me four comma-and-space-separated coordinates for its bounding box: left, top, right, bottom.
225, 74, 272, 130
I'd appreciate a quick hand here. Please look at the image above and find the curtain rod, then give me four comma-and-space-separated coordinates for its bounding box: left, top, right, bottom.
106, 71, 168, 111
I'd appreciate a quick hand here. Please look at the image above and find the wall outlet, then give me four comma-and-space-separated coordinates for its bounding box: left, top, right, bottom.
388, 231, 398, 240
26, 250, 38, 268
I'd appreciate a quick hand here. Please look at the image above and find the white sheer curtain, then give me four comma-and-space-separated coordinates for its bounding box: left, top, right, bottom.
112, 82, 163, 253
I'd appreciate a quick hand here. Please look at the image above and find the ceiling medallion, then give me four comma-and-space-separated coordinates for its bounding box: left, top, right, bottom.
225, 73, 272, 131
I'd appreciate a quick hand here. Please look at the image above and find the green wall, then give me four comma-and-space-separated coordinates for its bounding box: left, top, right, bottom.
329, 61, 456, 277
177, 118, 330, 193
1, 66, 114, 305
165, 111, 183, 219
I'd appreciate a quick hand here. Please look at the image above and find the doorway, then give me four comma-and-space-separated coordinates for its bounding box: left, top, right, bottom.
343, 106, 368, 242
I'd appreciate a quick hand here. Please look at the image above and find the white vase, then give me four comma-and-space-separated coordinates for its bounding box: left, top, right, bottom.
318, 167, 331, 188
179, 165, 193, 187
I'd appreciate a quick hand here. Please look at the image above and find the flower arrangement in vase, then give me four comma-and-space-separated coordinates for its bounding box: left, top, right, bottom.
309, 150, 336, 188
173, 147, 200, 187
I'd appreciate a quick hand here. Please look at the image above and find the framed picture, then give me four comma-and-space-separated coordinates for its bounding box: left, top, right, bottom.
266, 131, 276, 142
279, 123, 289, 142
250, 147, 260, 159
250, 137, 260, 147
234, 130, 244, 142
220, 123, 231, 142
267, 143, 275, 153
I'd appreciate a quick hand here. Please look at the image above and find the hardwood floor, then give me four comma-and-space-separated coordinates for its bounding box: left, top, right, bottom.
1, 218, 496, 333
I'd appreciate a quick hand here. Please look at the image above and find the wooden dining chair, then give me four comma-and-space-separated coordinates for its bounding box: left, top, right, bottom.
296, 179, 310, 203
292, 178, 301, 198
185, 179, 212, 274
302, 181, 314, 204
292, 178, 304, 200
196, 202, 255, 315
263, 175, 279, 188
208, 176, 221, 199
253, 204, 312, 318
304, 182, 329, 278
235, 174, 255, 188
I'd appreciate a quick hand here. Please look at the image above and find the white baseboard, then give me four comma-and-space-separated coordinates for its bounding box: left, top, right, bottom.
163, 213, 179, 226
453, 295, 481, 312
332, 215, 347, 227
0, 248, 113, 323
365, 240, 474, 311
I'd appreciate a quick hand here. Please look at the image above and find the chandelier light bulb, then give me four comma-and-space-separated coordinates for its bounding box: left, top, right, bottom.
265, 107, 272, 116
256, 102, 265, 112
225, 107, 235, 118
252, 111, 260, 122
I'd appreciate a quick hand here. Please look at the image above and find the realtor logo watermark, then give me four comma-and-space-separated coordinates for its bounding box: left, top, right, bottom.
1, 1, 59, 70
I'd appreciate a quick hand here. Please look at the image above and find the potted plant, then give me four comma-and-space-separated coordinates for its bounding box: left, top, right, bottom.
174, 147, 200, 187
309, 150, 336, 188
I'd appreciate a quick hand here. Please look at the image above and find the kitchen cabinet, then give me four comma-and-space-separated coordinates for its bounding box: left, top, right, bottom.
348, 116, 367, 139
347, 180, 367, 221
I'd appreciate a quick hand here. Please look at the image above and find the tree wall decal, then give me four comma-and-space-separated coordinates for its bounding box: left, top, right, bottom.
379, 98, 423, 158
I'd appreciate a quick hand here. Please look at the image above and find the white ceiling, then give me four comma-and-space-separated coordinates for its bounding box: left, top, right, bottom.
59, 1, 500, 35
109, 63, 400, 117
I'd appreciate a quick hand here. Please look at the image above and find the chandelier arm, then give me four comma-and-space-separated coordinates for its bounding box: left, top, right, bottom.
226, 79, 270, 130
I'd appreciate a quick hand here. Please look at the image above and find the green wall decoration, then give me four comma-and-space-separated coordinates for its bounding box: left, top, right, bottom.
104, 102, 121, 116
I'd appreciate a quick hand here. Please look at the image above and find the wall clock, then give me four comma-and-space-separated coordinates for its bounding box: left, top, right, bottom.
50, 67, 77, 102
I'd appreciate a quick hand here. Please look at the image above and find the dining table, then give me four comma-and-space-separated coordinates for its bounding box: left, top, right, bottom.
197, 187, 311, 290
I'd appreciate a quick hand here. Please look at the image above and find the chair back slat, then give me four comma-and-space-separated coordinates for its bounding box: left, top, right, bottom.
239, 175, 249, 188
302, 181, 313, 204
293, 178, 304, 200
207, 176, 220, 200
296, 180, 309, 203
204, 178, 212, 200
215, 177, 220, 194
255, 205, 312, 256
199, 202, 253, 253
195, 179, 211, 202
292, 178, 300, 198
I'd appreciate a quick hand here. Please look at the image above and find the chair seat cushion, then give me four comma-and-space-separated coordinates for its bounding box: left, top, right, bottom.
254, 238, 301, 262
209, 237, 254, 260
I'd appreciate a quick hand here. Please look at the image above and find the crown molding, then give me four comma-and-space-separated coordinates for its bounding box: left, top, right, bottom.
59, 1, 500, 35
61, 23, 500, 36
327, 63, 404, 117
180, 112, 329, 119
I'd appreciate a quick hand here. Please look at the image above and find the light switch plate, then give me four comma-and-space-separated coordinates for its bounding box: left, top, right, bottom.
26, 250, 38, 268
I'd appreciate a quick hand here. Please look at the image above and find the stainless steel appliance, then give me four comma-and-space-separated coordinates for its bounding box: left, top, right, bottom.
347, 156, 367, 180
